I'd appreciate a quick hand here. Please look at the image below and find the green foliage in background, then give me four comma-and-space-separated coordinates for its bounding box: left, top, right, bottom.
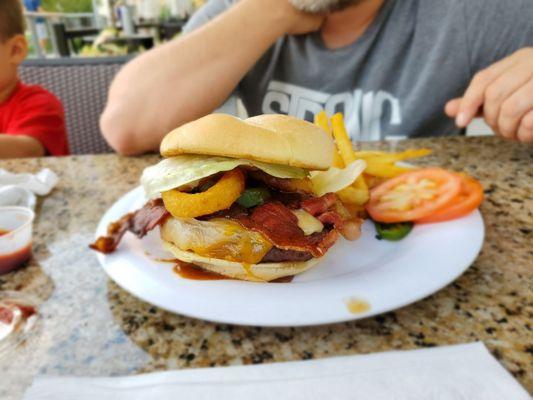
41, 0, 93, 13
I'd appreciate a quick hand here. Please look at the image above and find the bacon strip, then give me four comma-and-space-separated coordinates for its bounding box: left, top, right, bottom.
301, 193, 363, 240
249, 170, 314, 195
301, 193, 337, 216
90, 199, 169, 254
236, 201, 339, 258
317, 211, 344, 229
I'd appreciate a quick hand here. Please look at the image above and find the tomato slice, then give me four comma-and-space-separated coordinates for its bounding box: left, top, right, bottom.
417, 174, 483, 223
366, 168, 461, 223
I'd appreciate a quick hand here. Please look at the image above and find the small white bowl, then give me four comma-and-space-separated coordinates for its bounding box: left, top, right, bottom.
0, 207, 35, 275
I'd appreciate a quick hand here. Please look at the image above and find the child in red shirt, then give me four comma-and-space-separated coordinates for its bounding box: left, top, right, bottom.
0, 0, 68, 158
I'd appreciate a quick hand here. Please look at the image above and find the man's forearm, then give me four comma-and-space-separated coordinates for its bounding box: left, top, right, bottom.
0, 135, 46, 158
101, 0, 295, 155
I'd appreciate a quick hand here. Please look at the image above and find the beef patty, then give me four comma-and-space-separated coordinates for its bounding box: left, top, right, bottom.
261, 247, 313, 263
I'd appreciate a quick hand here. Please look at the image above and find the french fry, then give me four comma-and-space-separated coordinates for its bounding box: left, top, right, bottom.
315, 111, 431, 205
342, 202, 367, 216
351, 178, 370, 204
363, 163, 414, 178
314, 111, 330, 134
363, 173, 387, 189
355, 148, 432, 164
353, 151, 387, 158
315, 111, 344, 168
332, 154, 345, 169
391, 148, 432, 160
337, 186, 370, 205
331, 113, 369, 205
331, 113, 356, 165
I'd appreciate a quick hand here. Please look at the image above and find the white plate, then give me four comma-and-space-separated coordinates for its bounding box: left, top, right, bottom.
95, 187, 484, 327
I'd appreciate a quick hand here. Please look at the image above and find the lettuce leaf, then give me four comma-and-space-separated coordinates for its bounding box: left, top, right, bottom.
142, 155, 308, 198
310, 160, 367, 196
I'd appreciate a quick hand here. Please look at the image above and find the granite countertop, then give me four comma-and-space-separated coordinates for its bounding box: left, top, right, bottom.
0, 136, 531, 399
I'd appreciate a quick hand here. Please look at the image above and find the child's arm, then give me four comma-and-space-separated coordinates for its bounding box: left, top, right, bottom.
0, 135, 45, 158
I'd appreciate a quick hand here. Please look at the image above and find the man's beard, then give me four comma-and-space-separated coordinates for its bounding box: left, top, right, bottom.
289, 0, 367, 13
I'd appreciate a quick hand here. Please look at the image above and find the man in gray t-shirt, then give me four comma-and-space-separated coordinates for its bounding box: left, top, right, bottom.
101, 0, 533, 154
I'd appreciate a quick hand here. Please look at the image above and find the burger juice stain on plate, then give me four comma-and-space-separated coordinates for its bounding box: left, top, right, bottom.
344, 298, 371, 314
173, 261, 227, 281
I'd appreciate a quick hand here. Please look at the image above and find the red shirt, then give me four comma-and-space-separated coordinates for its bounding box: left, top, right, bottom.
0, 81, 69, 156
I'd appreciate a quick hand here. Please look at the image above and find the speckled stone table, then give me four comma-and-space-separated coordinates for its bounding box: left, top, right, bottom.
0, 136, 531, 399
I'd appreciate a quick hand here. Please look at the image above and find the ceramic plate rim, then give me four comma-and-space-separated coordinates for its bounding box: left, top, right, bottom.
95, 186, 485, 327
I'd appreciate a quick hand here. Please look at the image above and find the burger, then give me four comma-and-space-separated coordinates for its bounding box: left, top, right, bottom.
91, 114, 363, 282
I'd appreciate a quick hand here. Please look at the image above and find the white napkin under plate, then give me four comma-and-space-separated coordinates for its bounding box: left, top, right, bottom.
23, 342, 529, 400
0, 169, 58, 209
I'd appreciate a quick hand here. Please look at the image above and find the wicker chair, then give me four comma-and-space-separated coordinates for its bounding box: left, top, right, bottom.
19, 57, 130, 155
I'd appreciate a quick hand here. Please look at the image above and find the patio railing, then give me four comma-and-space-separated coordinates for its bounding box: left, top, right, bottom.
24, 11, 99, 58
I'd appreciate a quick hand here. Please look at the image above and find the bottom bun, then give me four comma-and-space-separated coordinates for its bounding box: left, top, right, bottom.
162, 240, 319, 282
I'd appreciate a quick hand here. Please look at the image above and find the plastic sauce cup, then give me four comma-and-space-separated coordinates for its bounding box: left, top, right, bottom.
0, 207, 35, 275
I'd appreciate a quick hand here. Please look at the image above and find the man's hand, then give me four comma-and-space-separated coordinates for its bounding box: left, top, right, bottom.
445, 48, 533, 143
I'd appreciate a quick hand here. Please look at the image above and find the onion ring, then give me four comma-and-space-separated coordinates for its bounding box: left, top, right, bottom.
162, 169, 245, 218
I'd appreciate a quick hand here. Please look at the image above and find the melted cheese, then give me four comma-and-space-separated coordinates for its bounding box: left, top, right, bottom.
160, 218, 272, 264
292, 209, 324, 236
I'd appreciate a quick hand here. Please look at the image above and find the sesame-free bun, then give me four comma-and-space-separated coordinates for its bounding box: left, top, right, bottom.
160, 114, 334, 171
161, 240, 319, 282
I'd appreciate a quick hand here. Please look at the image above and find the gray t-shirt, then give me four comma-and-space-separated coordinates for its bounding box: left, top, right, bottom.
184, 0, 533, 140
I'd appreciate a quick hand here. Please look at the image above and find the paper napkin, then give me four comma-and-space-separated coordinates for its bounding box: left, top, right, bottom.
0, 169, 58, 209
23, 342, 529, 400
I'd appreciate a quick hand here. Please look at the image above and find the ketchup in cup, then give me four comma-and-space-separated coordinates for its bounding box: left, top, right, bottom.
0, 207, 35, 275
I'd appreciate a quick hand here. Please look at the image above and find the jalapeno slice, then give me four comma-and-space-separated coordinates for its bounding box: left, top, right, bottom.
237, 188, 271, 208
374, 221, 413, 241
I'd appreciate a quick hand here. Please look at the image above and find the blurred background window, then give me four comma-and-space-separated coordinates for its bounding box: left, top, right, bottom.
19, 0, 211, 155
23, 0, 207, 59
